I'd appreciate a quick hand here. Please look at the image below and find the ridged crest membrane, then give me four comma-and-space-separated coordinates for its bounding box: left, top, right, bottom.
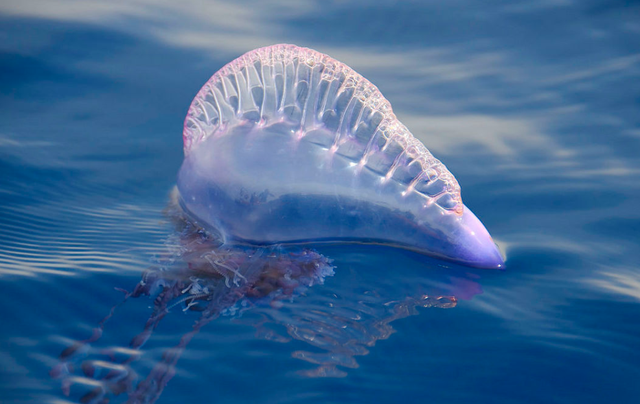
183, 44, 463, 214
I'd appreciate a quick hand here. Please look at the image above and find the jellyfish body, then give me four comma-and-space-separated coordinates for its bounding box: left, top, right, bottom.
178, 44, 504, 269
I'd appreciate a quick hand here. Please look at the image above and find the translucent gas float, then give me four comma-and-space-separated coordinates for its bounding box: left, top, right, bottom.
177, 44, 504, 269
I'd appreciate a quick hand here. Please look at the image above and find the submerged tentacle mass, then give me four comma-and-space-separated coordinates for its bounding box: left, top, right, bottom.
178, 44, 504, 269
51, 200, 480, 403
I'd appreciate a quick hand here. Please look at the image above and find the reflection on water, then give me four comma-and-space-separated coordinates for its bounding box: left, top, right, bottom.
1, 0, 640, 403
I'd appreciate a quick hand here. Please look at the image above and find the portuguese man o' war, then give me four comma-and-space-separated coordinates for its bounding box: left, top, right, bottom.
178, 44, 504, 269
49, 44, 502, 403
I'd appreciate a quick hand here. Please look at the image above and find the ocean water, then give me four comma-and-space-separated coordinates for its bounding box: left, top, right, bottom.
1, 1, 639, 403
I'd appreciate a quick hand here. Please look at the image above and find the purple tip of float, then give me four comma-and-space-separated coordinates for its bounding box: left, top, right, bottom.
453, 206, 505, 269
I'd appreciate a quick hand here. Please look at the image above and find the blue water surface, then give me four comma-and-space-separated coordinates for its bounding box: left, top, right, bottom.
1, 1, 639, 403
